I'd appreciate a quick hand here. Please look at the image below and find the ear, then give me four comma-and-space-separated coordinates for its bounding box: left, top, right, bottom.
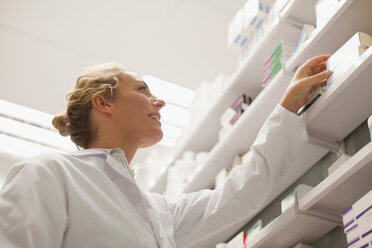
91, 94, 113, 115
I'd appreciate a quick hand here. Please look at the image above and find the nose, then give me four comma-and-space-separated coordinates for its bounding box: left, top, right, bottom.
152, 97, 166, 110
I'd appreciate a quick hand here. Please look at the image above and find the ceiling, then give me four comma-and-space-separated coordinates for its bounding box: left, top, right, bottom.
0, 0, 245, 163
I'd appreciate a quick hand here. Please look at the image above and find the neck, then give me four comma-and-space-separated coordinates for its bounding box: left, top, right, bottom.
89, 139, 137, 164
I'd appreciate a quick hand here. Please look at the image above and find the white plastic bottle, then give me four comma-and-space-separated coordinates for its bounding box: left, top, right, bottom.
368, 115, 372, 141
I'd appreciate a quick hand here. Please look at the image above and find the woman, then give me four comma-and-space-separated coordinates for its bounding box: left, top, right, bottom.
0, 55, 331, 247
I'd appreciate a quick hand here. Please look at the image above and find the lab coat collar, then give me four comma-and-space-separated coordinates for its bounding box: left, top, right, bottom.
70, 148, 136, 185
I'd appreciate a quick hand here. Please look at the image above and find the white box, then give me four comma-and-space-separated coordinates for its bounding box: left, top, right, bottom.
242, 0, 267, 37
228, 9, 246, 51
342, 190, 372, 230
347, 214, 372, 247
346, 214, 372, 244
327, 32, 372, 72
226, 231, 246, 248
315, 0, 340, 27
246, 220, 263, 241
215, 168, 230, 188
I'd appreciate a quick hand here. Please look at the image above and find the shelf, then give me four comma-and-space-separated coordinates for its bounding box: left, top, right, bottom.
305, 47, 372, 142
300, 141, 372, 214
247, 207, 336, 248
246, 142, 372, 248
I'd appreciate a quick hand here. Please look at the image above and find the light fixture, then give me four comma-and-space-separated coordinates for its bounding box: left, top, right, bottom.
0, 99, 55, 130
0, 116, 76, 151
0, 134, 62, 158
0, 99, 76, 158
143, 75, 196, 108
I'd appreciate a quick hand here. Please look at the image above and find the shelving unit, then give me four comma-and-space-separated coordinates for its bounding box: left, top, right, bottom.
151, 0, 372, 245
246, 142, 372, 248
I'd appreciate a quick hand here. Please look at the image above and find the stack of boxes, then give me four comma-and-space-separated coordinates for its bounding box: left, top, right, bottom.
342, 190, 372, 247
219, 94, 252, 140
262, 40, 295, 87
228, 0, 276, 60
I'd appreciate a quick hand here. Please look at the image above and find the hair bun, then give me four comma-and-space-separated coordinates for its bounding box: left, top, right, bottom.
52, 114, 70, 136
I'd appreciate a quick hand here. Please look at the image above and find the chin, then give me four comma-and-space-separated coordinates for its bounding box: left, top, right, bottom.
139, 130, 163, 148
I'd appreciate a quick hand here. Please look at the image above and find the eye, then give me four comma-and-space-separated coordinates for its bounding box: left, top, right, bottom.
138, 86, 147, 93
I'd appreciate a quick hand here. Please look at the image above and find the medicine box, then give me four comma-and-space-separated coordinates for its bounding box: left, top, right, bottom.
246, 219, 263, 241
346, 214, 372, 245
346, 214, 372, 247
226, 231, 246, 248
325, 32, 372, 90
342, 190, 372, 231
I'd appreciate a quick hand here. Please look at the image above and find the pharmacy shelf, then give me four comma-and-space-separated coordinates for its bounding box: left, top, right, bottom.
151, 0, 322, 193
170, 0, 318, 161
246, 142, 372, 248
305, 47, 372, 142
286, 0, 372, 74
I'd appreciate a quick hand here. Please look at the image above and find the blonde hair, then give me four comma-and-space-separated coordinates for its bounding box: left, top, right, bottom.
52, 63, 130, 149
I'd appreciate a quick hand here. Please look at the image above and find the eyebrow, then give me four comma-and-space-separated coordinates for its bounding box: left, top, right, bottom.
139, 81, 149, 88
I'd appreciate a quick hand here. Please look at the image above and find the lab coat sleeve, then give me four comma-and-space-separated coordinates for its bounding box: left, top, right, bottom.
0, 158, 67, 247
161, 104, 308, 247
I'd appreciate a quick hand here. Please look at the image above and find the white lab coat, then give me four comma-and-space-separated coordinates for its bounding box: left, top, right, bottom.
0, 105, 308, 248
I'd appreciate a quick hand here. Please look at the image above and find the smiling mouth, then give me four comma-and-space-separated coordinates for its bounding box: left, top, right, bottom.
148, 114, 160, 121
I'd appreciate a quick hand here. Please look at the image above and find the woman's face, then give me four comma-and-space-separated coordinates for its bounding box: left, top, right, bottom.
110, 71, 165, 148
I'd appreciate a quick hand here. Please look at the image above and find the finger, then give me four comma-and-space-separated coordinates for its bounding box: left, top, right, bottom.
304, 70, 332, 87
304, 54, 332, 70
312, 62, 327, 74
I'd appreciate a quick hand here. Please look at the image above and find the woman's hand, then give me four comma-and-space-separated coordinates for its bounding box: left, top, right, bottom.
280, 54, 333, 114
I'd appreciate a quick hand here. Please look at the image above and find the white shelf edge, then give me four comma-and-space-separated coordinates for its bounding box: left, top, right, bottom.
299, 142, 372, 211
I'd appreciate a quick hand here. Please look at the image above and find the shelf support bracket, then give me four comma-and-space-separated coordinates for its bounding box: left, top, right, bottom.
308, 132, 341, 154
293, 193, 343, 226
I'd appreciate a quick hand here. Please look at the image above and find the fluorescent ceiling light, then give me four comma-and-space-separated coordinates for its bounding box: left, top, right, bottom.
143, 75, 196, 108
0, 99, 54, 130
160, 104, 191, 128
0, 134, 62, 158
158, 136, 177, 148
161, 123, 183, 138
0, 116, 76, 151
